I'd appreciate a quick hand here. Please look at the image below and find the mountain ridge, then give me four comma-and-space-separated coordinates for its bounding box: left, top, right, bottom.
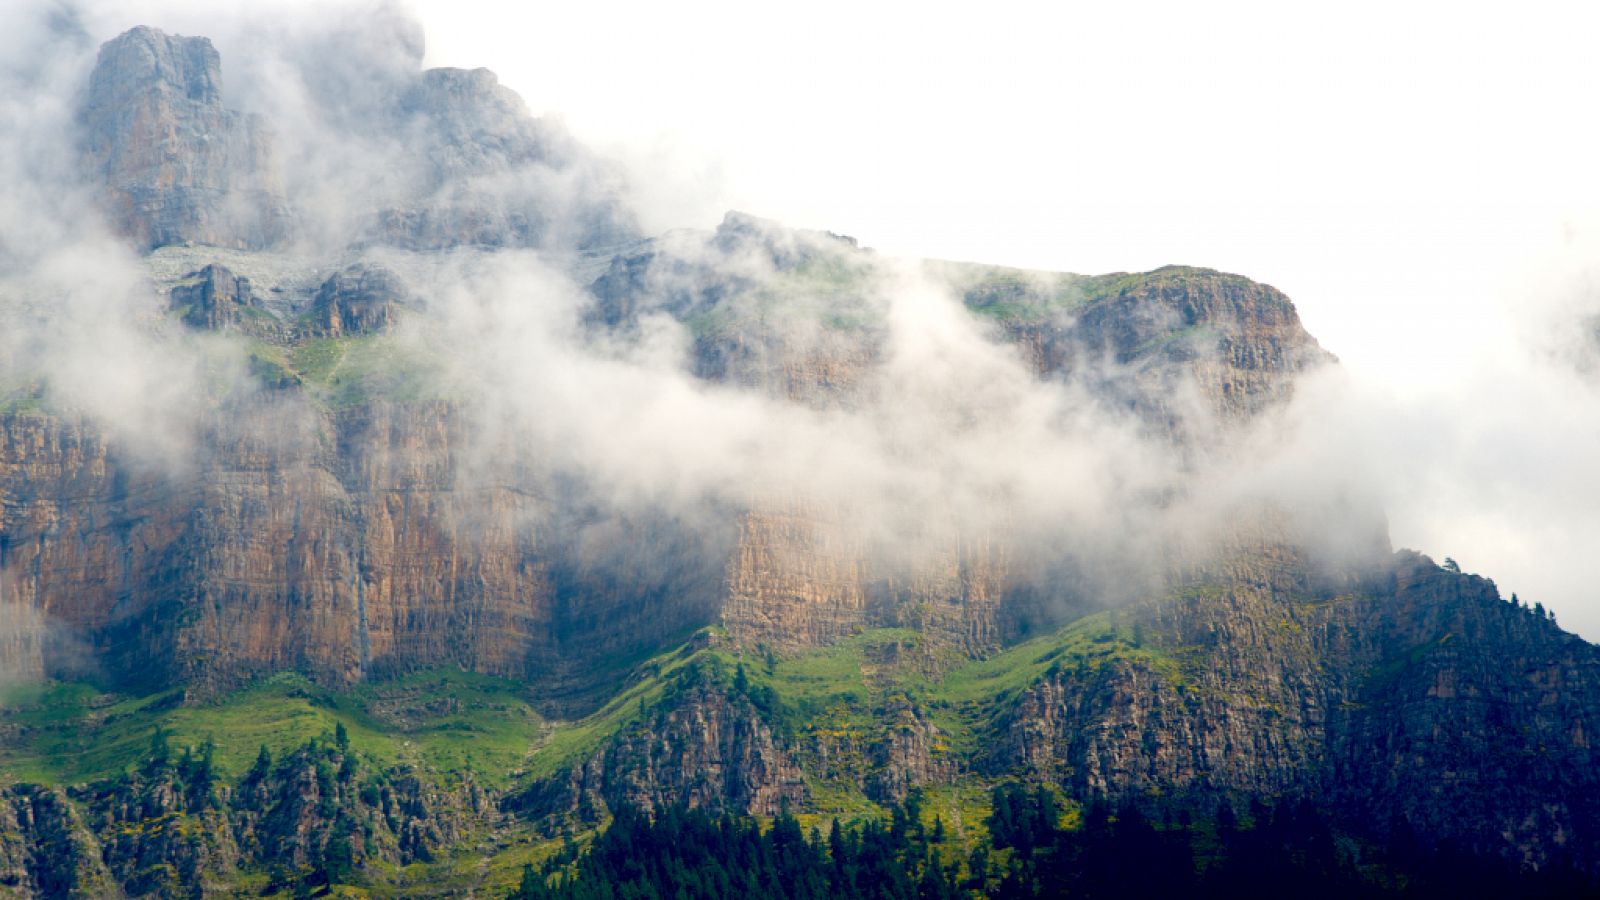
0, 20, 1595, 898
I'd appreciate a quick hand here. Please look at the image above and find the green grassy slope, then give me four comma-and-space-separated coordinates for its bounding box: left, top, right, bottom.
0, 669, 544, 788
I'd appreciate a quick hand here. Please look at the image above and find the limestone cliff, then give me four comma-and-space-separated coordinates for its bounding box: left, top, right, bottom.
0, 382, 737, 703
169, 263, 260, 331
81, 27, 289, 251
519, 679, 809, 824
0, 400, 546, 689
308, 264, 409, 337
720, 507, 1010, 656
80, 25, 635, 257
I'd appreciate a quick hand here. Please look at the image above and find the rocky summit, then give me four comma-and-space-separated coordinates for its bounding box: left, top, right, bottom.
80, 27, 290, 252
0, 18, 1597, 900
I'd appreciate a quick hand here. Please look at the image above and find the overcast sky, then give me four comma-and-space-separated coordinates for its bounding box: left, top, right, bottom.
61, 0, 1600, 636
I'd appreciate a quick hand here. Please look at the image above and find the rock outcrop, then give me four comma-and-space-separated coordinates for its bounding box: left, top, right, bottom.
1, 735, 500, 898
375, 67, 636, 252
1015, 265, 1335, 432
80, 24, 635, 258
170, 263, 259, 330
309, 264, 408, 336
0, 785, 115, 899
511, 676, 808, 823
81, 27, 288, 251
590, 212, 882, 407
592, 682, 808, 816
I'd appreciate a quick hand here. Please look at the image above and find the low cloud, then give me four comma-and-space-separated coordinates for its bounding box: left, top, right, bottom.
4, 0, 1596, 692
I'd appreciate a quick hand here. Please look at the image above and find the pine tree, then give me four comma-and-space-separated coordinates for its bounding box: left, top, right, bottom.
248, 744, 272, 782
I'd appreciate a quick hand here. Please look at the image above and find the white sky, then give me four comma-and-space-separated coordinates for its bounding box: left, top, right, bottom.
409, 0, 1600, 633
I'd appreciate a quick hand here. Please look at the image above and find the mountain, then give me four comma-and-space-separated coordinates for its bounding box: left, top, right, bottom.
0, 21, 1597, 898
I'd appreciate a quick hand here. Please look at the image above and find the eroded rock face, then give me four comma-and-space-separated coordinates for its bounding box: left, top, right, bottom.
863, 698, 958, 805
36, 737, 496, 897
170, 263, 258, 330
1015, 266, 1336, 432
367, 65, 636, 252
720, 506, 1011, 656
512, 680, 808, 821
79, 24, 635, 257
0, 600, 46, 686
0, 785, 115, 899
721, 504, 869, 652
81, 27, 288, 251
986, 551, 1600, 869
590, 212, 882, 408
598, 683, 809, 816
0, 399, 538, 690
0, 392, 730, 698
310, 264, 408, 336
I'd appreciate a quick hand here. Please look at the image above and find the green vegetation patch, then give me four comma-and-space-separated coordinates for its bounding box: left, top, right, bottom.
281, 332, 450, 408
936, 611, 1181, 712
946, 263, 1095, 323
940, 261, 1271, 328
291, 337, 347, 383
0, 669, 545, 789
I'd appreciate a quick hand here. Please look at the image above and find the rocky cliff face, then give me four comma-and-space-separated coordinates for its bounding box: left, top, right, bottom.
544, 683, 809, 822
1004, 266, 1334, 428
0, 735, 497, 898
0, 400, 544, 689
309, 264, 408, 336
0, 384, 734, 701
720, 507, 1011, 656
0, 785, 115, 899
0, 215, 1340, 694
79, 25, 634, 257
81, 27, 289, 252
169, 263, 260, 330
375, 67, 635, 253
983, 550, 1600, 868
1330, 557, 1600, 868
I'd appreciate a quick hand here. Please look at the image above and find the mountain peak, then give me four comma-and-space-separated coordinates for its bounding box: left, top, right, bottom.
81, 26, 288, 251
92, 26, 222, 106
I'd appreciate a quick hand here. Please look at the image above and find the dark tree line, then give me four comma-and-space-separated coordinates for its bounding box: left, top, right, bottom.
985, 785, 1598, 899
513, 786, 1600, 899
511, 800, 962, 900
